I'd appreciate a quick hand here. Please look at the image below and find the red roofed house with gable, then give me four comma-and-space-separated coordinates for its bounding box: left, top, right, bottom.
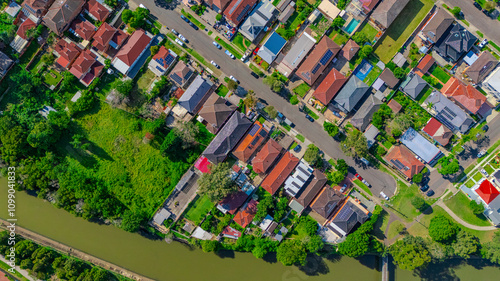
232, 121, 269, 163
442, 77, 492, 118
384, 145, 424, 180
422, 117, 453, 146
233, 199, 258, 228
313, 68, 347, 105
16, 18, 37, 40
83, 0, 111, 22
54, 38, 82, 68
296, 36, 341, 86
92, 22, 128, 55
70, 18, 96, 41
475, 180, 500, 205
252, 138, 282, 174
260, 151, 299, 195
69, 49, 104, 86
112, 29, 153, 78
224, 0, 258, 26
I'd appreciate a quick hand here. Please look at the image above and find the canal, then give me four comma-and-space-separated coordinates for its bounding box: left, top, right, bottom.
1, 177, 499, 280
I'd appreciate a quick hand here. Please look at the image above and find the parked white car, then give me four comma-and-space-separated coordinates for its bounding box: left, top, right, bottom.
212, 41, 222, 49
178, 34, 188, 43
380, 192, 390, 200
225, 50, 235, 59
175, 38, 185, 47
229, 75, 238, 83
478, 39, 488, 48
210, 60, 220, 68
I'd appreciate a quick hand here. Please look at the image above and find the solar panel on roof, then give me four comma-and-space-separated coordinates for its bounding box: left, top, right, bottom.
311, 63, 321, 75
319, 50, 333, 65
184, 70, 193, 79
236, 5, 251, 22
440, 110, 454, 121
156, 65, 165, 72
391, 159, 405, 170
335, 205, 354, 222
250, 136, 260, 146
259, 129, 267, 137
444, 106, 457, 118
248, 124, 260, 136
164, 55, 175, 65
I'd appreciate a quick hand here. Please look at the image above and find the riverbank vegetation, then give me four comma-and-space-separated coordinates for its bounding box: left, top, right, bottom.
0, 231, 129, 281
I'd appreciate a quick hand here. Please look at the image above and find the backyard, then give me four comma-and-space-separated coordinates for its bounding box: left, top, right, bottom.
292, 82, 311, 98
430, 64, 451, 84
363, 65, 382, 86
216, 84, 229, 97
357, 22, 379, 43
29, 56, 63, 88
329, 29, 349, 45
374, 0, 434, 63
389, 182, 430, 222
233, 33, 252, 53
183, 195, 214, 225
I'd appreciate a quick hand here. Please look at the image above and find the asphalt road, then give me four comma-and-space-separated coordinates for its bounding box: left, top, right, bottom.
440, 0, 500, 44
134, 0, 397, 197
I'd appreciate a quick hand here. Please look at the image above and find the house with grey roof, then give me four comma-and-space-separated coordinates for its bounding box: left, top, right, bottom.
370, 0, 410, 30
400, 127, 443, 165
0, 51, 14, 79
434, 23, 477, 62
332, 76, 370, 113
289, 170, 327, 214
419, 8, 454, 44
199, 93, 237, 134
310, 185, 345, 222
203, 112, 252, 164
276, 30, 316, 77
278, 4, 294, 23
350, 95, 382, 132
425, 91, 474, 133
169, 61, 195, 88
178, 75, 214, 114
402, 73, 427, 99
239, 0, 278, 42
364, 124, 380, 148
326, 198, 369, 238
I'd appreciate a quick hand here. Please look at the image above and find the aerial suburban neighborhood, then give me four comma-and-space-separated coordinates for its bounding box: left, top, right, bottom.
2, 0, 500, 280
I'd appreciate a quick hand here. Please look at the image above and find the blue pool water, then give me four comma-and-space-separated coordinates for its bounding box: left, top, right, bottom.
353, 59, 373, 81
345, 18, 360, 34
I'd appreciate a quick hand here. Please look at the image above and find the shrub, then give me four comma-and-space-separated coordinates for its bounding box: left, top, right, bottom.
289, 95, 299, 105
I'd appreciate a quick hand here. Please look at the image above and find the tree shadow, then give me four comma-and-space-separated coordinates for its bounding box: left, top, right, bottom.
87, 141, 114, 162
372, 210, 389, 240
153, 0, 179, 10
475, 135, 490, 148
356, 254, 380, 271
215, 249, 235, 259
297, 254, 330, 276
421, 205, 433, 215
262, 251, 278, 264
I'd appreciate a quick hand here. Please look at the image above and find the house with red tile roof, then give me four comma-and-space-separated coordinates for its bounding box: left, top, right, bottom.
16, 18, 37, 40
148, 46, 178, 76
207, 0, 232, 13
217, 191, 249, 214
233, 199, 258, 228
296, 36, 341, 86
414, 54, 435, 77
313, 68, 347, 105
69, 49, 104, 86
360, 0, 381, 13
232, 121, 268, 163
83, 0, 111, 22
260, 151, 299, 195
441, 77, 492, 118
22, 0, 53, 23
422, 117, 453, 146
341, 39, 359, 61
92, 22, 128, 54
112, 29, 153, 77
384, 145, 424, 180
70, 17, 96, 41
224, 0, 258, 26
252, 138, 282, 174
222, 226, 242, 239
475, 180, 500, 205
54, 38, 82, 68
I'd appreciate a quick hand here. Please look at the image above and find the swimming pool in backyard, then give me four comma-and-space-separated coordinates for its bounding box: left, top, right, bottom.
345, 18, 360, 34
353, 60, 373, 81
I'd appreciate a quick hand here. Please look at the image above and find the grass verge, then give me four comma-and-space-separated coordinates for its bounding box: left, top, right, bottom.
181, 9, 206, 30
215, 36, 243, 59
444, 192, 492, 227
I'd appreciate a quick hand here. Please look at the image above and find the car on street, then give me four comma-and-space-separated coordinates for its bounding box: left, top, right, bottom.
355, 173, 363, 181
225, 50, 235, 59
171, 29, 179, 35
189, 22, 198, 30
212, 41, 221, 49
305, 114, 314, 122
174, 38, 185, 47
180, 15, 189, 23
483, 125, 489, 132
478, 149, 487, 158
479, 39, 488, 48
420, 184, 429, 192
139, 4, 147, 9
210, 60, 220, 68
426, 190, 435, 197
474, 2, 482, 9
293, 144, 302, 152
340, 184, 348, 193
362, 179, 371, 187
229, 75, 238, 83
480, 168, 488, 177
482, 9, 490, 16
178, 34, 188, 43
380, 192, 390, 200
250, 72, 260, 79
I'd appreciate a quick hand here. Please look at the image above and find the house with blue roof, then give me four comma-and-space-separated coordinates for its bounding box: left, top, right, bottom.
256, 31, 287, 64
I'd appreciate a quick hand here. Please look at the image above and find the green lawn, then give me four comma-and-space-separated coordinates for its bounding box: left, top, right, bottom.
232, 32, 251, 53
292, 82, 311, 98
490, 158, 500, 169
472, 172, 484, 182
258, 116, 266, 124
383, 141, 393, 149
250, 64, 265, 76
363, 66, 382, 86
331, 30, 349, 45
181, 9, 206, 30
374, 0, 434, 63
484, 164, 495, 175
303, 107, 319, 120
43, 69, 63, 86
490, 41, 500, 53
357, 22, 378, 42
165, 38, 184, 55
387, 220, 405, 239
215, 36, 243, 59
417, 86, 433, 104
465, 179, 475, 188
390, 182, 430, 222
137, 69, 156, 92
183, 195, 215, 225
296, 134, 305, 142
444, 192, 492, 227
216, 84, 229, 97
354, 179, 373, 196
430, 65, 451, 84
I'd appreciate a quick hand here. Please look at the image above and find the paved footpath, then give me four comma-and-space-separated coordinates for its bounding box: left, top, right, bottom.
436, 200, 498, 231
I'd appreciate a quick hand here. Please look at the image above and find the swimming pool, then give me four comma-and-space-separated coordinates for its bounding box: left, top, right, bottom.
353, 59, 373, 81
345, 18, 360, 34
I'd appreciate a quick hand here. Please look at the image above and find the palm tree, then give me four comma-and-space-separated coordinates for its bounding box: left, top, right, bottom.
25, 27, 36, 40
426, 102, 434, 110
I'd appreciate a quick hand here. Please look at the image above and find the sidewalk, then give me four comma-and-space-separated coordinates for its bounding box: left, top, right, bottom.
0, 254, 38, 281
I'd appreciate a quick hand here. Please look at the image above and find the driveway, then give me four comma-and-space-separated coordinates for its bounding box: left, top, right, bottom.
133, 0, 398, 197
439, 0, 500, 45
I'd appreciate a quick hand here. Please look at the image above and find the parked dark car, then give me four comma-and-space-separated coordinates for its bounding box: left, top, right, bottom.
181, 15, 190, 23
483, 125, 489, 132
305, 114, 314, 122
293, 144, 302, 152
474, 2, 482, 9
420, 185, 429, 192
189, 22, 198, 30
482, 9, 490, 16
250, 72, 260, 79
426, 190, 435, 197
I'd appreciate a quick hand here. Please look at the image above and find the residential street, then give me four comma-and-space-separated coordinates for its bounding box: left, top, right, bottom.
133, 0, 397, 197
439, 0, 500, 44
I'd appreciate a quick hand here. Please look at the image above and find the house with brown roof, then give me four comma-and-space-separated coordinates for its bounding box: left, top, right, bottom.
232, 121, 269, 163
224, 0, 258, 26
310, 185, 345, 224
207, 0, 232, 13
22, 0, 53, 22
70, 17, 96, 41
378, 68, 399, 88
54, 38, 82, 68
261, 151, 299, 195
92, 22, 128, 54
199, 93, 236, 134
148, 46, 178, 76
419, 8, 454, 44
350, 94, 382, 132
289, 170, 327, 214
370, 0, 410, 30
0, 51, 14, 79
112, 29, 153, 78
169, 61, 195, 88
69, 49, 104, 87
217, 191, 249, 214
43, 0, 85, 35
422, 117, 453, 146
384, 145, 424, 179
83, 0, 111, 22
442, 77, 492, 117
414, 54, 435, 77
296, 36, 341, 86
251, 139, 282, 174
313, 68, 347, 105
341, 39, 359, 61
233, 199, 258, 228
463, 51, 498, 84
360, 0, 381, 13
387, 99, 402, 113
